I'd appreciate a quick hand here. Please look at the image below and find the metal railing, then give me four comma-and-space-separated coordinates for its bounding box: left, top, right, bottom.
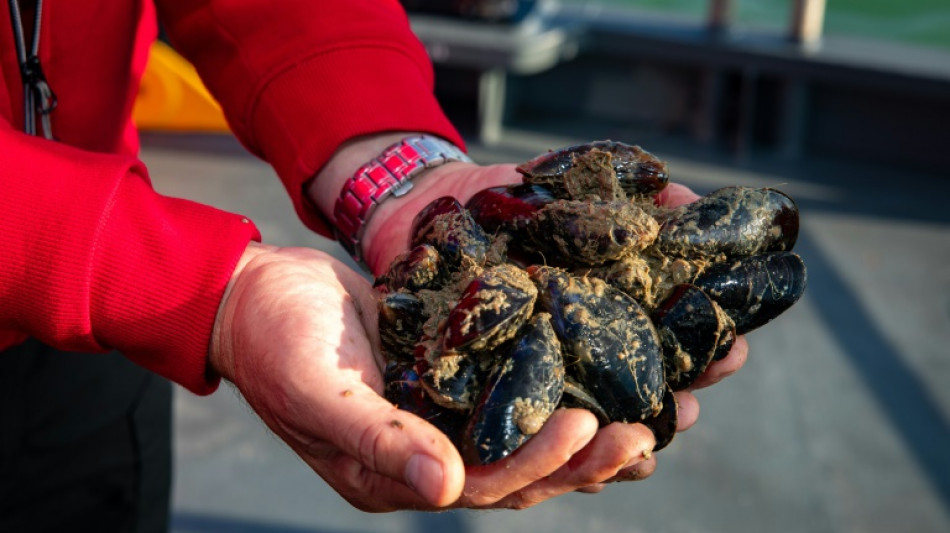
705, 0, 826, 45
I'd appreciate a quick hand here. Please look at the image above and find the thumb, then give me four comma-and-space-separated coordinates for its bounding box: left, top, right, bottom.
315, 384, 467, 507
656, 182, 700, 207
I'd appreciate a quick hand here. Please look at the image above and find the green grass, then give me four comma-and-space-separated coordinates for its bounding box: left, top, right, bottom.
561, 0, 950, 51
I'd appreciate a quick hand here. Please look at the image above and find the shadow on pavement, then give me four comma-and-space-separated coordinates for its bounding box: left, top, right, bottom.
796, 231, 950, 508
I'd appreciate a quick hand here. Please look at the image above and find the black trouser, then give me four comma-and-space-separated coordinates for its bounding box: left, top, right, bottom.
0, 339, 172, 532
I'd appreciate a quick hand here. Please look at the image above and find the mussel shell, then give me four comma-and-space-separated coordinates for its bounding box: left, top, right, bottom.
530, 266, 665, 422
374, 244, 445, 292
517, 141, 669, 197
653, 284, 734, 391
378, 291, 428, 363
559, 377, 610, 426
463, 313, 565, 465
410, 196, 491, 268
712, 327, 737, 361
442, 264, 538, 353
586, 253, 708, 311
465, 184, 557, 235
418, 349, 484, 411
693, 251, 807, 334
655, 186, 799, 259
525, 200, 659, 265
410, 196, 461, 238
384, 362, 467, 447
533, 148, 627, 202
641, 384, 678, 452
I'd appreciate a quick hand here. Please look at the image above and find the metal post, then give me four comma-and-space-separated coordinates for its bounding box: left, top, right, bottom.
696, 0, 734, 146
778, 79, 809, 160
735, 66, 759, 163
789, 0, 826, 46
707, 0, 733, 35
478, 67, 507, 145
695, 69, 725, 146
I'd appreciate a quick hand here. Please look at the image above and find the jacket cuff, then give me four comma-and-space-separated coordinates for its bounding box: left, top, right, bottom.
89, 171, 261, 394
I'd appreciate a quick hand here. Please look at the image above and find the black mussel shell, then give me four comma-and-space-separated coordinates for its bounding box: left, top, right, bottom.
641, 384, 678, 451
655, 186, 799, 259
410, 196, 491, 268
712, 327, 737, 361
559, 377, 610, 426
378, 291, 428, 364
524, 200, 659, 265
653, 284, 735, 391
384, 362, 467, 447
463, 313, 565, 465
517, 141, 669, 197
410, 196, 461, 238
465, 183, 557, 236
442, 264, 538, 353
418, 349, 484, 411
529, 266, 665, 422
374, 244, 445, 292
693, 251, 807, 335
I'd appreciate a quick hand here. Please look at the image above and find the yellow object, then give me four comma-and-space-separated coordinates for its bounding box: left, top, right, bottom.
132, 41, 230, 132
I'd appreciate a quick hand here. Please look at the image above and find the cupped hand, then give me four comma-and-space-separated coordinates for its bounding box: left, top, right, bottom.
214, 154, 747, 511
209, 243, 669, 511
210, 243, 462, 510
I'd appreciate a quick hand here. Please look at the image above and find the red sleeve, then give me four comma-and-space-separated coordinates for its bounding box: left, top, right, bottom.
0, 1, 457, 394
155, 0, 464, 235
0, 123, 260, 394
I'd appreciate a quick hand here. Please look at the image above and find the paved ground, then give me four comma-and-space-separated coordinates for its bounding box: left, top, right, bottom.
140, 130, 950, 533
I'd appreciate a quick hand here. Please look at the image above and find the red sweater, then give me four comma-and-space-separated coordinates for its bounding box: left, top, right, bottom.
0, 0, 461, 394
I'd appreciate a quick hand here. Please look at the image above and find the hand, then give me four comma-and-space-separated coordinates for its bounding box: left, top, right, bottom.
278, 136, 747, 509
210, 243, 464, 510
210, 243, 679, 510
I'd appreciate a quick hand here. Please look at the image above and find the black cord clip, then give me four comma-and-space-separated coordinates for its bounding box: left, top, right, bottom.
22, 55, 57, 115
8, 0, 56, 140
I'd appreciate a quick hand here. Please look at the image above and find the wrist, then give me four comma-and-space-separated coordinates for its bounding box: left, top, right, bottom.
308, 133, 412, 220
360, 160, 477, 274
209, 241, 279, 382
309, 133, 472, 274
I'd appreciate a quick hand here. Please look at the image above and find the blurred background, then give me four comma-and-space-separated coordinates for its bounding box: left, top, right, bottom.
136, 1, 950, 531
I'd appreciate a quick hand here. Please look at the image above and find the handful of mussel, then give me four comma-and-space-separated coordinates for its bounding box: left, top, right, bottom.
377, 141, 807, 465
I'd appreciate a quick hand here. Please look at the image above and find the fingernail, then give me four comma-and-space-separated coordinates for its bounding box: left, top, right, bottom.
405, 453, 444, 505
569, 416, 599, 455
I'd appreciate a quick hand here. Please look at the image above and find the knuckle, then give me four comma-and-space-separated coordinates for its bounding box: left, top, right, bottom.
465, 490, 504, 508
576, 483, 606, 494
504, 491, 543, 510
348, 419, 389, 474
574, 468, 610, 486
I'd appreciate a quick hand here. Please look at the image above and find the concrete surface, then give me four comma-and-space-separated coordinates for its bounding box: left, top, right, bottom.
140, 130, 950, 533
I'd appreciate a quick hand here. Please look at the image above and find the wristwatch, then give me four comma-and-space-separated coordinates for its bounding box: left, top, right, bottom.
333, 135, 472, 268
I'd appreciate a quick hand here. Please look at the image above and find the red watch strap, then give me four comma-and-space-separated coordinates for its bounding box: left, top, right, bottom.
333, 135, 472, 268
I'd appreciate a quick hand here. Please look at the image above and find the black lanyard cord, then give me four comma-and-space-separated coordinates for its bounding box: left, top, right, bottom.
7, 0, 56, 140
